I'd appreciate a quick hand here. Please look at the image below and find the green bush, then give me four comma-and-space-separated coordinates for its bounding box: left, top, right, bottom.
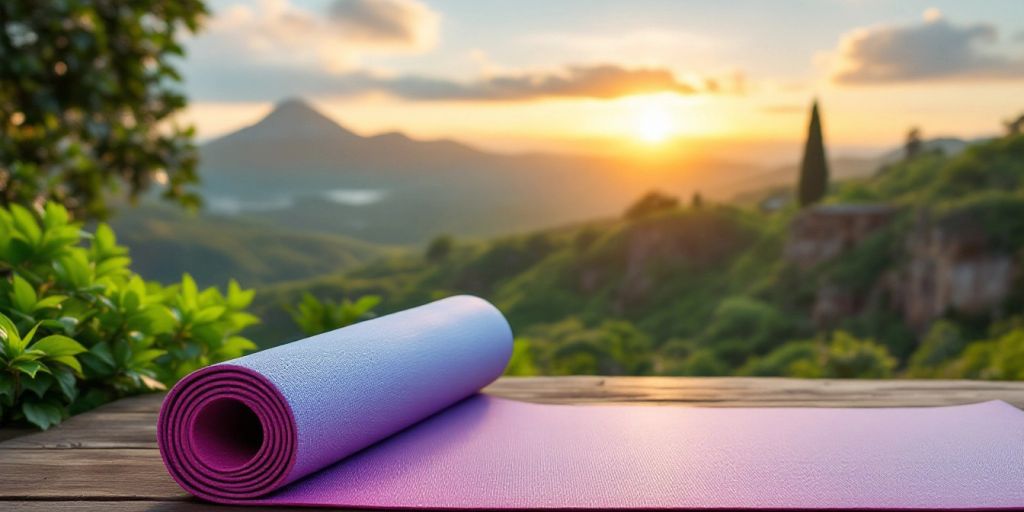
525, 318, 654, 375
0, 202, 257, 429
0, 1, 207, 219
907, 320, 966, 377
946, 327, 1024, 380
287, 293, 380, 336
739, 332, 896, 379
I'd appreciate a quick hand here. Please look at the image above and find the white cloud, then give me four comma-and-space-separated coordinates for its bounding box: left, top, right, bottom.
831, 10, 1024, 84
197, 0, 438, 73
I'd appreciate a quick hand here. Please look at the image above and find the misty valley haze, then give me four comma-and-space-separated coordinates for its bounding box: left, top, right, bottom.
188, 98, 943, 246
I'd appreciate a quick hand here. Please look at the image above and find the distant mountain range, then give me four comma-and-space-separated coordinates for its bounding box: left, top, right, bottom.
198, 99, 637, 244
109, 98, 982, 288
196, 98, 934, 244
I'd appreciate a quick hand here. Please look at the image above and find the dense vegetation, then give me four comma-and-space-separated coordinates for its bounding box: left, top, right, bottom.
107, 202, 391, 286
0, 1, 204, 219
254, 132, 1024, 380
0, 203, 257, 429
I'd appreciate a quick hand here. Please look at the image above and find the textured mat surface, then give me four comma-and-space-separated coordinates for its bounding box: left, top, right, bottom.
158, 296, 1024, 509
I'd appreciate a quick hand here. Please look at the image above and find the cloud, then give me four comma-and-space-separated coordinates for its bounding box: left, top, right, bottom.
185, 1, 730, 103
381, 64, 700, 101
186, 63, 717, 103
195, 0, 438, 72
327, 0, 437, 47
831, 10, 1024, 84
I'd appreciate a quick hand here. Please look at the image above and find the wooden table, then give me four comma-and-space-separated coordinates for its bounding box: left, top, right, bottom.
3, 377, 1024, 511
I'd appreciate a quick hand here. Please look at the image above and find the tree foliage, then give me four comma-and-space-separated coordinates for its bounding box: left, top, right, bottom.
0, 1, 206, 219
624, 190, 679, 220
287, 293, 380, 336
425, 234, 454, 263
797, 100, 829, 207
0, 202, 256, 429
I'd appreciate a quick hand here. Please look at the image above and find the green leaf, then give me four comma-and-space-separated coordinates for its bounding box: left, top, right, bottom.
193, 306, 225, 324
93, 223, 116, 252
0, 313, 26, 354
22, 400, 63, 430
7, 238, 33, 264
96, 256, 130, 277
130, 349, 166, 366
13, 359, 46, 378
88, 341, 115, 367
49, 355, 83, 376
226, 280, 255, 309
180, 274, 198, 309
9, 204, 42, 246
21, 373, 52, 398
39, 316, 79, 335
214, 336, 257, 359
11, 274, 38, 312
42, 202, 69, 229
30, 335, 87, 357
21, 323, 39, 346
53, 255, 82, 289
33, 295, 68, 311
51, 366, 78, 401
0, 374, 13, 400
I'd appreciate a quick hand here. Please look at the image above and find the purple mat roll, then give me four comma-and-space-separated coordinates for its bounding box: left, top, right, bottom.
159, 295, 1024, 509
159, 295, 512, 502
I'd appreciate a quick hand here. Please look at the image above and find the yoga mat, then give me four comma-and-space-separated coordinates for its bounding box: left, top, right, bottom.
159, 295, 1024, 510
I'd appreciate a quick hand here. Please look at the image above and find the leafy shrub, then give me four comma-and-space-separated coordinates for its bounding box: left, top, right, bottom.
287, 293, 380, 336
699, 296, 794, 361
739, 341, 817, 376
740, 332, 896, 379
1, 1, 206, 219
946, 327, 1024, 380
425, 234, 455, 263
0, 202, 257, 429
907, 320, 966, 377
817, 331, 897, 378
624, 191, 679, 220
504, 338, 540, 376
522, 318, 653, 375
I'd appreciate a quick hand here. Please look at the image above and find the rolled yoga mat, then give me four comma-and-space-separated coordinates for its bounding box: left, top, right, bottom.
159, 295, 1024, 509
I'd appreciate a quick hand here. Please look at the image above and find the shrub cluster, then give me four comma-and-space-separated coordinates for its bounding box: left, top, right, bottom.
0, 203, 257, 429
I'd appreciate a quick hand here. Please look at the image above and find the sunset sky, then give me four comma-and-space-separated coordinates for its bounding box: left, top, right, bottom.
181, 0, 1024, 161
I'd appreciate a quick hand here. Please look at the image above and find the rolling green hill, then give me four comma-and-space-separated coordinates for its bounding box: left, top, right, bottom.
107, 203, 396, 287
248, 133, 1024, 379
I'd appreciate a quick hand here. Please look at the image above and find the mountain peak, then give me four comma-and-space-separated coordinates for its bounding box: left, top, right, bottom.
270, 97, 320, 116
257, 98, 354, 136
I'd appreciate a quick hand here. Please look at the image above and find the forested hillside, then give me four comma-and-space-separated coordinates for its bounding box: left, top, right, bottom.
107, 203, 392, 286
250, 132, 1024, 379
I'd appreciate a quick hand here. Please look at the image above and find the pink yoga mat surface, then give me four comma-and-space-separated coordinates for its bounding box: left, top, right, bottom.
158, 296, 1024, 510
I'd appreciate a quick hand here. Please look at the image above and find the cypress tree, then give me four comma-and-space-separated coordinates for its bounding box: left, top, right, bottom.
798, 99, 829, 207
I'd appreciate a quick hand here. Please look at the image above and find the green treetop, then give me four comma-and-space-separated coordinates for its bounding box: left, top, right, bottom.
798, 99, 830, 207
0, 1, 207, 219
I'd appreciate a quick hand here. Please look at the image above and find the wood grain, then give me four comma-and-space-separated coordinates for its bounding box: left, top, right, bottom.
2, 376, 1024, 510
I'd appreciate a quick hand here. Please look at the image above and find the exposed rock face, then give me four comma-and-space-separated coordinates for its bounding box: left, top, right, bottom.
784, 204, 898, 269
579, 211, 756, 312
899, 219, 1016, 329
785, 203, 1018, 330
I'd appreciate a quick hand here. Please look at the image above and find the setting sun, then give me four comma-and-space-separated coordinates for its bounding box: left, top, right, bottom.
633, 104, 675, 143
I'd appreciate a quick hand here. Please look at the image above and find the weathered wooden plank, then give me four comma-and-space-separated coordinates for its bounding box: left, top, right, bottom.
485, 376, 1024, 407
1, 412, 156, 449
0, 448, 184, 500
6, 377, 1024, 450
